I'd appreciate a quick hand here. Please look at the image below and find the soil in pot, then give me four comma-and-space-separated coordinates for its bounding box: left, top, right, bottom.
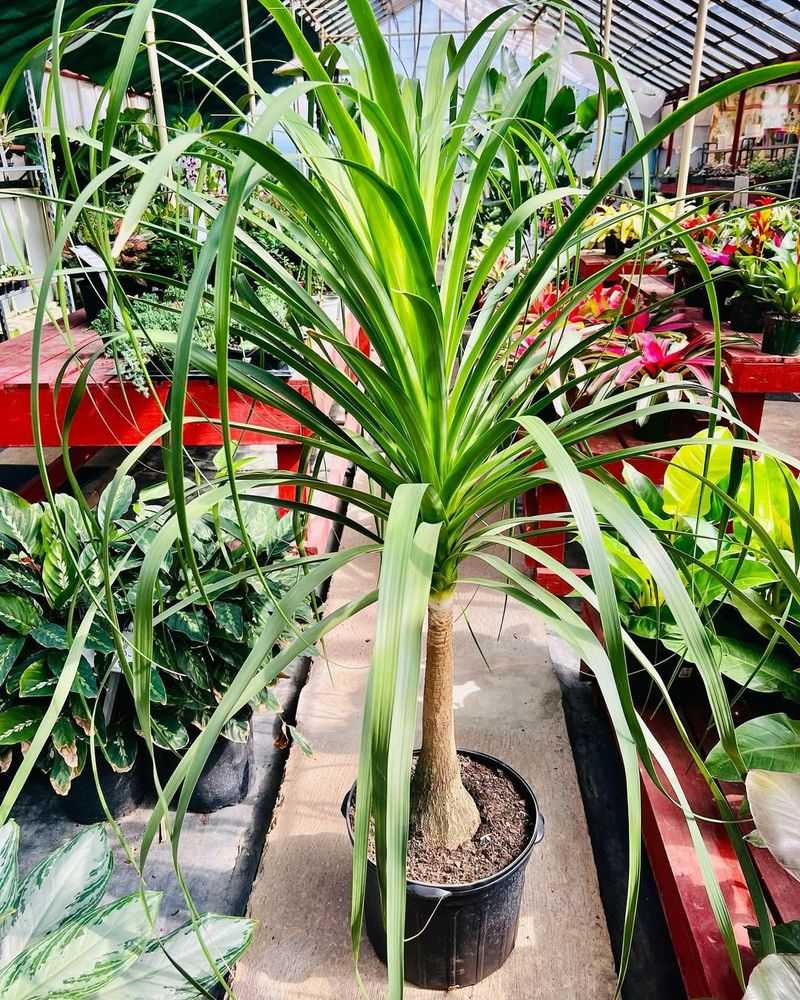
344, 749, 543, 990
156, 723, 255, 814
60, 752, 149, 825
762, 314, 800, 356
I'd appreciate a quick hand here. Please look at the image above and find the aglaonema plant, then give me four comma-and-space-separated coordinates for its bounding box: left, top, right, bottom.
9, 0, 800, 996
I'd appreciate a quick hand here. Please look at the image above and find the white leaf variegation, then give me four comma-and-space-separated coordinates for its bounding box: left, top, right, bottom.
0, 825, 112, 964
0, 821, 19, 930
0, 890, 161, 1000
96, 913, 256, 998
746, 770, 800, 882
743, 954, 800, 999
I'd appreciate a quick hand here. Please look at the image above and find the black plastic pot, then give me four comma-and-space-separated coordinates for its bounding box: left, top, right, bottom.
762, 314, 800, 356
156, 722, 255, 813
728, 295, 764, 334
342, 749, 544, 990
61, 752, 149, 824
604, 234, 637, 258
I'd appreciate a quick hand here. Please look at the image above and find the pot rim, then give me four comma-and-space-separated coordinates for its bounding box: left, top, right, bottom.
342, 747, 544, 894
766, 312, 800, 325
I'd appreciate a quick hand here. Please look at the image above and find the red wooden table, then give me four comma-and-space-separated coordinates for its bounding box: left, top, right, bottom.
578, 250, 669, 283
0, 312, 312, 506
581, 602, 800, 1000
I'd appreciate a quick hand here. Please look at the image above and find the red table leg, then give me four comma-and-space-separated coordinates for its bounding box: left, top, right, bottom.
276, 442, 303, 512
732, 392, 765, 436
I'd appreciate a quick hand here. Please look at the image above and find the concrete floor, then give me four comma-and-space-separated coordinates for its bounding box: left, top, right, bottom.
759, 398, 799, 458
234, 510, 617, 999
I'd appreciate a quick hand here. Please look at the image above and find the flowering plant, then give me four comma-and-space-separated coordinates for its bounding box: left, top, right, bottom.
738, 231, 800, 318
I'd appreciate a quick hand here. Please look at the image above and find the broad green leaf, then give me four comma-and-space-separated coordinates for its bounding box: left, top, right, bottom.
49, 755, 73, 797
748, 920, 800, 961
735, 456, 800, 552
97, 476, 136, 527
149, 669, 167, 706
165, 609, 209, 644
28, 623, 68, 650
18, 661, 57, 699
716, 638, 800, 702
0, 491, 40, 555
221, 712, 250, 743
743, 954, 800, 999
101, 721, 138, 773
622, 462, 665, 520
51, 717, 79, 769
0, 596, 42, 636
707, 715, 800, 781
41, 531, 75, 609
0, 564, 43, 595
0, 890, 160, 999
0, 707, 45, 746
0, 637, 25, 687
746, 770, 800, 881
95, 913, 255, 998
0, 825, 112, 964
85, 621, 116, 655
175, 645, 210, 690
662, 429, 734, 518
149, 713, 190, 752
0, 822, 19, 928
211, 601, 244, 642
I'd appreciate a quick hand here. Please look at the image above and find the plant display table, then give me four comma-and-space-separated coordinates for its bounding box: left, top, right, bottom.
581, 601, 800, 1000
0, 312, 341, 549
578, 250, 669, 283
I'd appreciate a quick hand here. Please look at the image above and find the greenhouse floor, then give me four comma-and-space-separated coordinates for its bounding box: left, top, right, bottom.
233, 497, 618, 999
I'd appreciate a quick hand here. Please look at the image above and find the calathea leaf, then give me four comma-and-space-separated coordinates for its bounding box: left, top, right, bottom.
0, 489, 40, 555
149, 668, 167, 705
51, 716, 79, 770
49, 754, 73, 796
211, 600, 244, 642
0, 825, 113, 965
47, 651, 99, 699
101, 721, 138, 773
0, 562, 43, 595
0, 594, 42, 635
706, 714, 800, 781
40, 511, 77, 608
0, 636, 25, 686
19, 660, 57, 698
0, 890, 161, 997
28, 622, 69, 649
0, 706, 45, 745
85, 621, 116, 655
174, 644, 211, 690
165, 608, 209, 644
221, 710, 251, 743
145, 712, 190, 752
97, 476, 136, 527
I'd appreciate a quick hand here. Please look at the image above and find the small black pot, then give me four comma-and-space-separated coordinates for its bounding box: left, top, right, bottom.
728, 295, 765, 334
604, 234, 637, 258
156, 724, 255, 813
342, 749, 544, 990
762, 314, 800, 356
61, 752, 149, 824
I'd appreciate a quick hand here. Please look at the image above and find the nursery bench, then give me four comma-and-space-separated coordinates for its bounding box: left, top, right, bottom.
581, 602, 800, 1000
0, 312, 344, 551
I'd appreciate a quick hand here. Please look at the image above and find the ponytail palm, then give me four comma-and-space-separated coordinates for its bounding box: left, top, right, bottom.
17, 0, 800, 995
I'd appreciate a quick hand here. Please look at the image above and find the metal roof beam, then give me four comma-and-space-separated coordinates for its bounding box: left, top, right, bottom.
559, 21, 687, 89
712, 0, 800, 53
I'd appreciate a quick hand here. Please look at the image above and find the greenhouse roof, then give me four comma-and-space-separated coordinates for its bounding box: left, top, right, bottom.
296, 0, 800, 102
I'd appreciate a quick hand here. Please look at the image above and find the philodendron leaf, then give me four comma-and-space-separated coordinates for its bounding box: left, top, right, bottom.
0, 822, 19, 929
676, 636, 800, 703
0, 825, 113, 965
0, 637, 25, 686
0, 489, 40, 555
94, 912, 255, 999
0, 595, 42, 635
748, 920, 800, 961
746, 770, 800, 881
707, 715, 800, 781
97, 476, 136, 527
743, 954, 800, 999
0, 706, 45, 745
662, 428, 733, 518
0, 890, 161, 999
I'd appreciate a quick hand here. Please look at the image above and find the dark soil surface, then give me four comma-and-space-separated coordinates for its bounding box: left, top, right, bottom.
355, 754, 533, 886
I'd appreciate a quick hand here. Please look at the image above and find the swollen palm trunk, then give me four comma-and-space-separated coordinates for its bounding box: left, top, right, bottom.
410, 595, 481, 849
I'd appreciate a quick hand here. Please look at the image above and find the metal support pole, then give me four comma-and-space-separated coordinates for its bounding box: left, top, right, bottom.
240, 0, 258, 124
790, 138, 800, 200
145, 14, 169, 150
675, 0, 710, 209
593, 0, 614, 173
